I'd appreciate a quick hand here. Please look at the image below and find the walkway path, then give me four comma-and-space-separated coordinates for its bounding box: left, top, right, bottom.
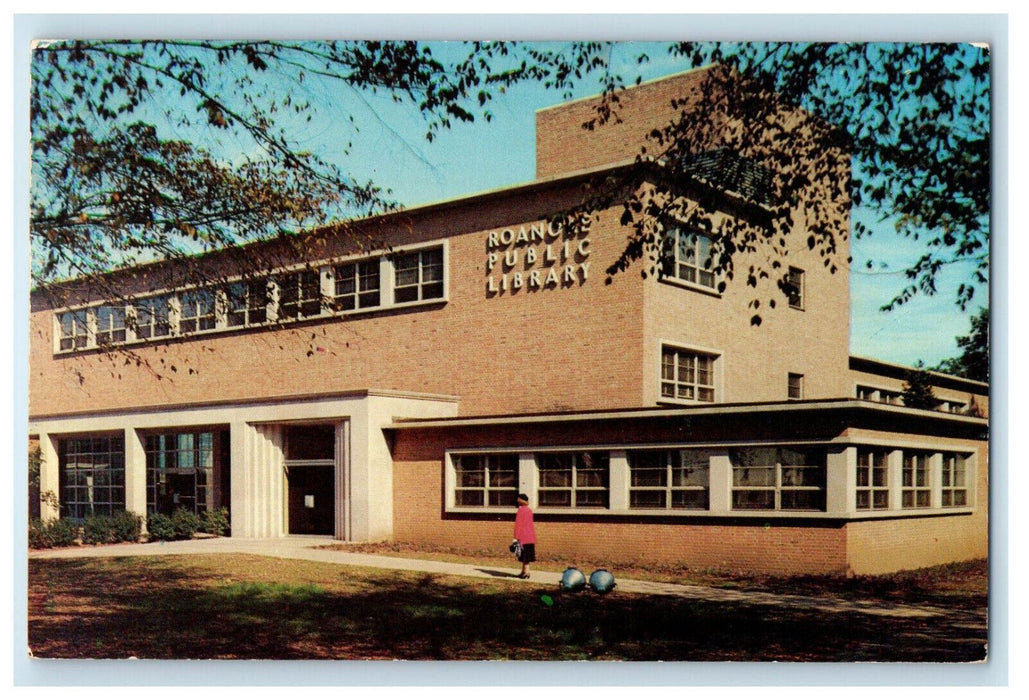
30, 536, 944, 620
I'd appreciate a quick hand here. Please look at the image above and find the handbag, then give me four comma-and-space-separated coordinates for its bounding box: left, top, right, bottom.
509, 539, 522, 559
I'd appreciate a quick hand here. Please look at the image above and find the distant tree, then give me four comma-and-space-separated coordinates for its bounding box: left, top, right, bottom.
936, 307, 989, 383
902, 361, 939, 410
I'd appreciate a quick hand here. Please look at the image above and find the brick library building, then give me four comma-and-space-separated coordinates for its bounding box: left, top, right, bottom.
29, 67, 988, 575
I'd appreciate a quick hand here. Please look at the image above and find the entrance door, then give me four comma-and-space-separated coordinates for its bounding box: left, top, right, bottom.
284, 425, 336, 535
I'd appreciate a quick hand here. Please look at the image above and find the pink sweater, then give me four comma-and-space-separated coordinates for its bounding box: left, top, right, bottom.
514, 505, 536, 544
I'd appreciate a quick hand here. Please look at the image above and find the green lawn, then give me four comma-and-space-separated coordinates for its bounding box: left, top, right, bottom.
28, 554, 987, 661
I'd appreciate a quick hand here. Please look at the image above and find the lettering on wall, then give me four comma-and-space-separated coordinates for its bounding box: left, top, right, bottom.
485, 220, 591, 296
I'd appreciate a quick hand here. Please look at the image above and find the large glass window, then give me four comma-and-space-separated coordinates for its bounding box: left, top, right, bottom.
941, 453, 970, 507
661, 346, 715, 402
58, 309, 90, 351
179, 289, 217, 334
59, 436, 125, 518
537, 451, 609, 508
628, 449, 711, 509
278, 270, 323, 320
226, 279, 270, 327
145, 431, 216, 515
662, 227, 715, 289
334, 260, 381, 311
452, 454, 518, 507
730, 447, 826, 511
394, 248, 444, 303
902, 452, 932, 508
856, 448, 890, 510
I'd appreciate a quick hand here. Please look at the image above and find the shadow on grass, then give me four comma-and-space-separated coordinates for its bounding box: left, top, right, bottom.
28, 556, 987, 662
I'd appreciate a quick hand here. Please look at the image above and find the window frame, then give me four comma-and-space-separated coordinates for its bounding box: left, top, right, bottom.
225, 279, 270, 328
659, 344, 718, 404
334, 259, 381, 312
855, 447, 890, 510
730, 447, 827, 512
785, 267, 805, 310
58, 434, 126, 519
450, 453, 519, 508
57, 309, 90, 351
178, 288, 217, 334
941, 452, 970, 507
393, 247, 445, 304
277, 269, 324, 321
901, 451, 932, 509
660, 225, 717, 291
787, 373, 804, 400
536, 451, 610, 509
628, 449, 711, 510
144, 430, 217, 515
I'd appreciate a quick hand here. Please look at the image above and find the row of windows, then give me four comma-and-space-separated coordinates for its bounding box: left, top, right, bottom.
855, 385, 971, 414
661, 226, 804, 309
55, 247, 445, 352
450, 446, 972, 514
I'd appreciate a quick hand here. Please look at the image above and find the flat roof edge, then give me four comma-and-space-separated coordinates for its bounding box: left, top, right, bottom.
386, 399, 989, 430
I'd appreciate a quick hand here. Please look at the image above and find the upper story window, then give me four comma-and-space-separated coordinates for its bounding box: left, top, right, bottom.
58, 309, 89, 351
334, 260, 380, 311
278, 270, 322, 320
95, 305, 126, 345
226, 279, 269, 328
133, 296, 172, 340
662, 227, 715, 289
855, 447, 889, 510
856, 385, 903, 405
53, 242, 447, 354
730, 447, 826, 512
394, 248, 444, 303
452, 453, 518, 508
537, 451, 609, 508
179, 289, 216, 334
787, 373, 804, 400
628, 449, 711, 510
785, 267, 805, 310
661, 346, 716, 403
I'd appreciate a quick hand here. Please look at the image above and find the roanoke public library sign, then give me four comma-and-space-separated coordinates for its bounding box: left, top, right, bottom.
485, 219, 591, 295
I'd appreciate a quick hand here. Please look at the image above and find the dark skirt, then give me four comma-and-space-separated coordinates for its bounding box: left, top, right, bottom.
518, 543, 536, 563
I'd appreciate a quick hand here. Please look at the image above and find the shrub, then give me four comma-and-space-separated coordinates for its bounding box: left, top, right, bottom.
171, 507, 201, 540
28, 519, 51, 549
146, 512, 176, 541
110, 510, 143, 543
82, 514, 116, 545
29, 518, 80, 549
200, 507, 230, 537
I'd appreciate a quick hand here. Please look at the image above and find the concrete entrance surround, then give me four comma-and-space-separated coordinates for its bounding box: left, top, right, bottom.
30, 390, 458, 541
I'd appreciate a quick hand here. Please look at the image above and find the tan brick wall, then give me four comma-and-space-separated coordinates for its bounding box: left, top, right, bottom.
842, 429, 988, 575
30, 184, 647, 419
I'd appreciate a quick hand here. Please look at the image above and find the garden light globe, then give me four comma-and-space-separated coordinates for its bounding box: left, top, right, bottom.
589, 569, 616, 594
560, 567, 587, 592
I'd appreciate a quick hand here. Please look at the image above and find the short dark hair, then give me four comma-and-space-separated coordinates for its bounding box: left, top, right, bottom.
517, 493, 529, 503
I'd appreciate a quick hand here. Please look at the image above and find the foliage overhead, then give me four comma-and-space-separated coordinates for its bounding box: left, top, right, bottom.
30, 39, 614, 304
588, 42, 989, 314
936, 307, 989, 383
31, 40, 990, 322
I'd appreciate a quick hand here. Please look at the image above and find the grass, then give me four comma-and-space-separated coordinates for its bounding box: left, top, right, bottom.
28, 553, 988, 661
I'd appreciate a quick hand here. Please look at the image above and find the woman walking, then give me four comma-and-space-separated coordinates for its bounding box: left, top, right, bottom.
514, 493, 536, 579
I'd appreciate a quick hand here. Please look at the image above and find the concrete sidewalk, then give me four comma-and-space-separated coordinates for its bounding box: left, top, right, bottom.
29, 535, 942, 619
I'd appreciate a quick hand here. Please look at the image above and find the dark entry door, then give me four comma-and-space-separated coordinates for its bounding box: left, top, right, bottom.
287, 463, 335, 534
285, 424, 336, 535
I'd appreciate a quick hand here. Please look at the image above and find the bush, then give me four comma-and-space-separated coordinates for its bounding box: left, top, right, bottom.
200, 507, 230, 537
171, 507, 201, 540
28, 518, 80, 549
146, 512, 176, 541
110, 510, 143, 543
82, 514, 116, 545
